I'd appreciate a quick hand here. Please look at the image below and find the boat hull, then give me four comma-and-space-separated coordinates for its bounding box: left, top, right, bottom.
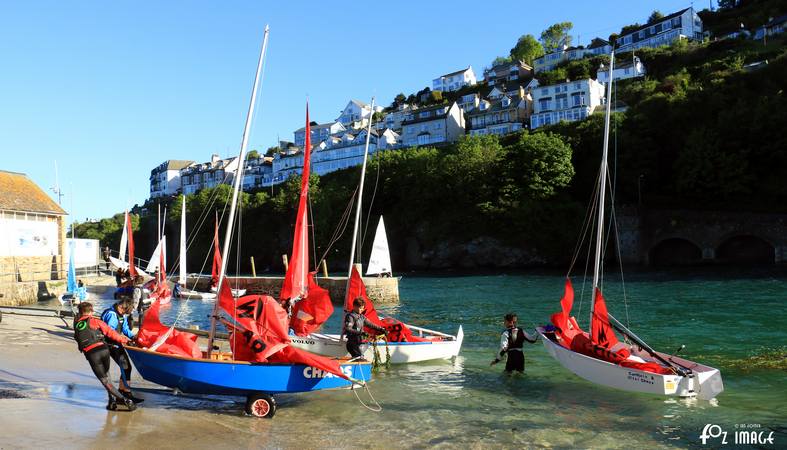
125, 346, 372, 395
176, 289, 216, 300
537, 328, 723, 400
290, 326, 463, 364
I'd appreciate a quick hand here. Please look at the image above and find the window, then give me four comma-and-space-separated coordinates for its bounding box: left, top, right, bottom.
417, 134, 429, 145
434, 122, 442, 130
541, 88, 548, 95
538, 98, 551, 111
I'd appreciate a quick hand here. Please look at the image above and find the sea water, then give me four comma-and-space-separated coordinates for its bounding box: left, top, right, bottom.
82, 269, 787, 448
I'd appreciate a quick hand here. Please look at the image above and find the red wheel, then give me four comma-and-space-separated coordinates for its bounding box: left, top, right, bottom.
245, 392, 276, 418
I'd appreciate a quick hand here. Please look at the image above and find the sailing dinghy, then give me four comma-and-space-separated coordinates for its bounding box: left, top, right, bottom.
174, 196, 216, 300
58, 240, 88, 306
537, 53, 723, 400
365, 216, 400, 280
285, 100, 463, 364
125, 26, 372, 418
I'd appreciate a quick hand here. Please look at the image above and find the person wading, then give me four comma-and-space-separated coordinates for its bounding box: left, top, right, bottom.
101, 300, 144, 403
73, 302, 137, 411
343, 297, 387, 361
491, 313, 537, 374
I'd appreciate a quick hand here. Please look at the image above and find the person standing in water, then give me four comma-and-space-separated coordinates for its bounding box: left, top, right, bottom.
73, 302, 137, 411
491, 313, 537, 374
343, 297, 387, 360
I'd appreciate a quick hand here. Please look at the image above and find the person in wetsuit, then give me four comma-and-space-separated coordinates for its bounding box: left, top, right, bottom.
491, 313, 537, 373
73, 302, 137, 411
101, 300, 143, 403
343, 297, 387, 360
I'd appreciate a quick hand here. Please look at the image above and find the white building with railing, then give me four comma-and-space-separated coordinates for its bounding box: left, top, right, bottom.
597, 56, 646, 83
400, 102, 466, 147
432, 66, 477, 92
530, 79, 605, 129
179, 154, 239, 195
616, 8, 703, 52
149, 160, 194, 199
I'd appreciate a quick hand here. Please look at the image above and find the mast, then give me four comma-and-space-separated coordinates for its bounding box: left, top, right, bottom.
344, 97, 376, 299
590, 51, 615, 322
179, 196, 187, 286
207, 25, 270, 356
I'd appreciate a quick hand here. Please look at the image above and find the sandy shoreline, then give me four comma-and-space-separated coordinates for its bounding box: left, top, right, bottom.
0, 314, 368, 450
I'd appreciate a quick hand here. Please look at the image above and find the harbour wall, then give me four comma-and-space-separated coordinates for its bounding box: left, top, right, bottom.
186, 274, 400, 304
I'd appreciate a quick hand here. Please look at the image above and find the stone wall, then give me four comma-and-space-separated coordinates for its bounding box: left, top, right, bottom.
0, 256, 63, 283
0, 280, 66, 306
186, 275, 400, 304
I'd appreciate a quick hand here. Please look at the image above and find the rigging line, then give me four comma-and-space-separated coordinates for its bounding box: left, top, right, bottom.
576, 174, 600, 323
604, 167, 632, 330
360, 152, 382, 260
568, 169, 603, 275
308, 189, 318, 272
317, 185, 358, 265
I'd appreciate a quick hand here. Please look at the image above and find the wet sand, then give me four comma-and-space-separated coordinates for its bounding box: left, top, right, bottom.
0, 314, 378, 450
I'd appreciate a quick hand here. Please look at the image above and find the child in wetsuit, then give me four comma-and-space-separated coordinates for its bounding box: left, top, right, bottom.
73, 302, 137, 411
491, 313, 537, 373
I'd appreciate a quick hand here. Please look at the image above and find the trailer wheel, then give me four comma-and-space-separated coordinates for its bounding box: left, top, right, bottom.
245, 392, 276, 418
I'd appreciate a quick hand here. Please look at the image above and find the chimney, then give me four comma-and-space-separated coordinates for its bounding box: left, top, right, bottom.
211, 154, 220, 164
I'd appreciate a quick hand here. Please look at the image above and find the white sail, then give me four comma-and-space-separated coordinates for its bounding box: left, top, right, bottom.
366, 216, 392, 276
119, 210, 128, 262
146, 235, 166, 273
179, 197, 187, 285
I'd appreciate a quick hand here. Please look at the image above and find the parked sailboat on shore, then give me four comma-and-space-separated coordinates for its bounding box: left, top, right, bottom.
125, 26, 372, 418
287, 98, 463, 364
175, 196, 216, 300
536, 52, 723, 400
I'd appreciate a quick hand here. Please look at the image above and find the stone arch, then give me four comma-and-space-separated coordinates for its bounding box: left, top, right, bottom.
716, 234, 775, 265
648, 237, 703, 266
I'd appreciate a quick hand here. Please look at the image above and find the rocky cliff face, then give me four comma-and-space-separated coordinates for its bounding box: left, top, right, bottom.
404, 236, 545, 269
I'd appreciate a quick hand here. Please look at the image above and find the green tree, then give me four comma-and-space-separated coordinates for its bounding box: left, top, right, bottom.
491, 55, 512, 66
540, 22, 573, 53
265, 146, 280, 157
246, 150, 260, 160
506, 132, 574, 199
648, 10, 664, 24
509, 34, 544, 65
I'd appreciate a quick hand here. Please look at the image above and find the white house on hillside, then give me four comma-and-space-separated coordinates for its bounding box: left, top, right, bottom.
179, 154, 239, 195
401, 102, 465, 147
530, 79, 605, 129
336, 100, 381, 129
149, 160, 194, 199
616, 7, 703, 52
293, 121, 345, 147
377, 103, 416, 132
533, 38, 611, 73
597, 56, 646, 83
432, 66, 477, 92
468, 87, 532, 136
483, 60, 533, 84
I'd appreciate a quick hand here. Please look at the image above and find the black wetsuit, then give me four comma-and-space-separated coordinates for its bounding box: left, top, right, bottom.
343, 311, 385, 359
73, 315, 131, 407
101, 306, 134, 387
499, 326, 536, 373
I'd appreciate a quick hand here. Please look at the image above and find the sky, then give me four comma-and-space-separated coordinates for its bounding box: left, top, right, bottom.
0, 0, 715, 220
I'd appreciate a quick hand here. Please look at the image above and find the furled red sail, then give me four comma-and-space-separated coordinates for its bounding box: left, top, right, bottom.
136, 297, 201, 358
211, 219, 221, 289
126, 212, 137, 278
344, 266, 427, 341
591, 288, 620, 349
280, 103, 313, 303
219, 281, 349, 380
550, 279, 581, 346
290, 272, 334, 336
344, 265, 383, 327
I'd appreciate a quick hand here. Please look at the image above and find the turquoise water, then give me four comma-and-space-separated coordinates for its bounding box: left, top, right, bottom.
79, 270, 787, 447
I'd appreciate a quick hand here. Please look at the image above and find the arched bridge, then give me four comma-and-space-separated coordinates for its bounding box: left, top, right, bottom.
617, 208, 787, 266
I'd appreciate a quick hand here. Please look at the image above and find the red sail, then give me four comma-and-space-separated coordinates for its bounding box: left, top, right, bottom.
211, 219, 221, 289
136, 297, 201, 358
220, 282, 350, 381
290, 272, 334, 336
280, 103, 312, 302
344, 265, 383, 327
126, 212, 137, 278
591, 288, 620, 349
